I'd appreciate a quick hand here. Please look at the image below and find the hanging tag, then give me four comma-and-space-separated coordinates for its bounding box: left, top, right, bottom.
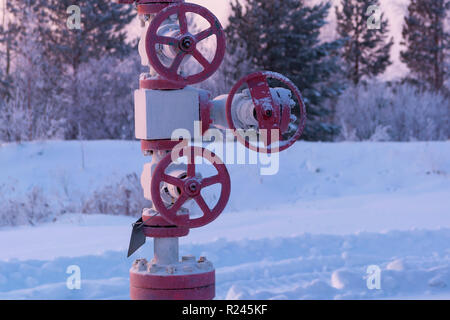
127, 217, 146, 258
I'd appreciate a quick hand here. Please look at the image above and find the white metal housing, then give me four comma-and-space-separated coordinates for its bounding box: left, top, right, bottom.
134, 86, 201, 140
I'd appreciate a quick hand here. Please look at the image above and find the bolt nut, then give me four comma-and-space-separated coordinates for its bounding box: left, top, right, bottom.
148, 264, 160, 274
134, 259, 148, 272
197, 260, 213, 270
182, 39, 192, 49
166, 265, 176, 274
182, 255, 196, 262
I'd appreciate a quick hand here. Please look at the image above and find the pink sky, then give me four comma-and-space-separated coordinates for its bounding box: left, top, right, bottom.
190, 0, 231, 24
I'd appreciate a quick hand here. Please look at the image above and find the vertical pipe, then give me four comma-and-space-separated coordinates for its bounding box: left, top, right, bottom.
153, 237, 179, 265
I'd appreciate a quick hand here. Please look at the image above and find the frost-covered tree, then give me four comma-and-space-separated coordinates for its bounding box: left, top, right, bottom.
0, 69, 9, 99
335, 0, 394, 85
0, 0, 137, 142
75, 54, 140, 140
226, 0, 346, 141
36, 0, 135, 70
0, 1, 66, 141
32, 0, 136, 138
334, 82, 450, 141
0, 0, 22, 99
401, 0, 450, 91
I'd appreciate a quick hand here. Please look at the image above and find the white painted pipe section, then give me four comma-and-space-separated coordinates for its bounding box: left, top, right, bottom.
210, 88, 296, 130
210, 94, 229, 129
211, 91, 258, 130
154, 237, 179, 265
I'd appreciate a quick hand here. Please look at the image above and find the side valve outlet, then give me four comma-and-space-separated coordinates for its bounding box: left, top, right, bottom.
226, 71, 307, 153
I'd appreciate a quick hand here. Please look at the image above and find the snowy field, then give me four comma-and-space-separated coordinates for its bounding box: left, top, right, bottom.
0, 140, 449, 299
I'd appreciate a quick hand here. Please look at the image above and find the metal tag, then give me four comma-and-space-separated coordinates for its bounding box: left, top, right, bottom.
127, 217, 146, 258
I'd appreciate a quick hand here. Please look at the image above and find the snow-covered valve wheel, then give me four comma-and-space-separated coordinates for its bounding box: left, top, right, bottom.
145, 2, 226, 85
226, 71, 307, 153
151, 146, 231, 228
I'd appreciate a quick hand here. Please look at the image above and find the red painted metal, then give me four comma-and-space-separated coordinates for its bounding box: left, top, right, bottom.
138, 0, 183, 3
130, 269, 214, 289
137, 1, 183, 14
117, 0, 184, 14
143, 214, 174, 227
142, 214, 190, 238
226, 71, 307, 153
117, 0, 183, 4
130, 269, 215, 300
280, 104, 292, 134
138, 4, 167, 14
199, 90, 212, 135
130, 285, 215, 300
151, 146, 231, 228
142, 226, 189, 238
140, 77, 185, 90
145, 3, 226, 85
141, 139, 184, 152
247, 73, 281, 133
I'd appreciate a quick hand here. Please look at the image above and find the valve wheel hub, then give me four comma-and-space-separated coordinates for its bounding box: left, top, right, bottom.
184, 178, 201, 197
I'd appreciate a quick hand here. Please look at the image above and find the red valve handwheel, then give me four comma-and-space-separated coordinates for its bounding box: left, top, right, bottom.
226, 71, 307, 154
145, 2, 226, 85
151, 146, 231, 228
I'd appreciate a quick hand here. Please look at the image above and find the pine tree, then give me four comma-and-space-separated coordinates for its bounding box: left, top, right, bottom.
226, 0, 346, 141
32, 0, 136, 138
401, 0, 450, 91
335, 0, 393, 85
1, 1, 138, 141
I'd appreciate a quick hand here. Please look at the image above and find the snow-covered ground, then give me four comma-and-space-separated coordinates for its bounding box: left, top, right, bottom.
0, 140, 449, 299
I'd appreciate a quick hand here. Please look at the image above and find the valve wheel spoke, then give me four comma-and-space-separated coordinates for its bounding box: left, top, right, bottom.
178, 9, 188, 34
201, 175, 220, 188
146, 3, 226, 85
161, 174, 184, 188
154, 35, 178, 46
187, 151, 196, 177
264, 131, 272, 147
151, 146, 230, 229
169, 52, 186, 74
169, 193, 189, 213
192, 49, 210, 69
261, 129, 281, 148
194, 195, 211, 216
195, 27, 214, 42
225, 71, 306, 154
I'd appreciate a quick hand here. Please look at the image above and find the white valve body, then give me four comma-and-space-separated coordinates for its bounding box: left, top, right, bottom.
134, 86, 202, 140
211, 87, 295, 130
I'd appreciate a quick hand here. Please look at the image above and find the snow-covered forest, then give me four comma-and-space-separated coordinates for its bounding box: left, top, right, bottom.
0, 0, 449, 300
0, 0, 448, 143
